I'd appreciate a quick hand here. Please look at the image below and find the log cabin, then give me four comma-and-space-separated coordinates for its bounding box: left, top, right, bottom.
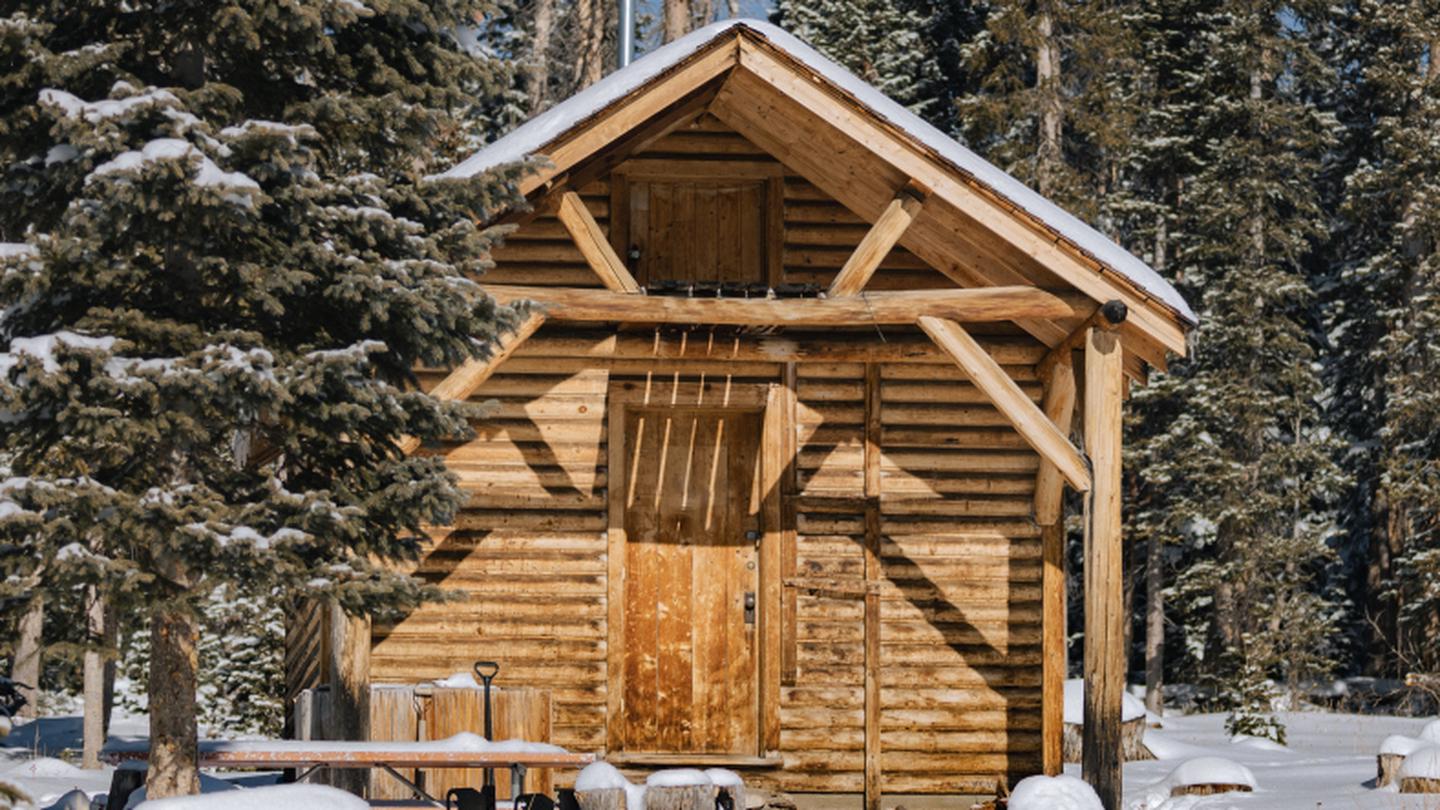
285, 19, 1197, 810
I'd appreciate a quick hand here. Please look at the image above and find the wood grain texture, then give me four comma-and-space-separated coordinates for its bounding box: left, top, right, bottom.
557, 191, 642, 293
1082, 327, 1124, 807
1034, 359, 1078, 526
918, 316, 1090, 493
485, 285, 1084, 326
828, 193, 926, 297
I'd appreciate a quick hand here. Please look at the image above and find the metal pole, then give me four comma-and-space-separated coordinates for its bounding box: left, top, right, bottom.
618, 0, 635, 67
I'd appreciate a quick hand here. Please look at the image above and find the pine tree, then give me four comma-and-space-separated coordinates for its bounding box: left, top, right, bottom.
1323, 0, 1440, 677
1120, 0, 1345, 734
0, 1, 526, 796
773, 0, 943, 117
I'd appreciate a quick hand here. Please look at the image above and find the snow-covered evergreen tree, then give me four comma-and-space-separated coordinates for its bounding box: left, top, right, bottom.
1323, 0, 1440, 677
0, 1, 527, 797
1121, 0, 1345, 732
772, 0, 944, 117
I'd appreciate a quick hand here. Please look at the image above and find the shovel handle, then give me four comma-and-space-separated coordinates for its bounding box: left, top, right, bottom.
474, 660, 500, 682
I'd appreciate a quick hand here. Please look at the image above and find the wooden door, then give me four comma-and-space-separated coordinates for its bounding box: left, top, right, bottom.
628, 180, 767, 285
618, 407, 762, 754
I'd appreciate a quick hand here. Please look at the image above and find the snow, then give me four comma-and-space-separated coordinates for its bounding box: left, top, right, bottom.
1, 331, 117, 376
90, 138, 260, 194
439, 18, 1196, 325
574, 761, 646, 809
44, 145, 78, 166
644, 768, 710, 788
102, 731, 568, 757
1398, 746, 1440, 781
1113, 711, 1437, 809
432, 671, 482, 688
1065, 679, 1147, 725
133, 784, 367, 810
703, 767, 742, 787
39, 87, 182, 123
0, 243, 35, 258
41, 788, 89, 810
1381, 733, 1427, 756
1010, 774, 1103, 810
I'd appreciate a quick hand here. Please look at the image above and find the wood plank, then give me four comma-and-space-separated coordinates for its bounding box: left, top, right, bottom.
1082, 326, 1124, 807
1042, 522, 1065, 776
556, 191, 642, 293
1034, 359, 1078, 526
862, 364, 881, 810
762, 383, 788, 751
398, 311, 546, 455
828, 191, 926, 297
484, 285, 1084, 326
917, 316, 1090, 492
613, 157, 782, 181
605, 399, 627, 752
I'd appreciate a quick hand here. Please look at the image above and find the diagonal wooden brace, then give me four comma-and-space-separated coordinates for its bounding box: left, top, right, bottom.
556, 190, 643, 293
827, 184, 927, 297
917, 315, 1091, 493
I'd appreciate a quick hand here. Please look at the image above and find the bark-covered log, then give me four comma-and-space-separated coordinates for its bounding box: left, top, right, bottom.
575, 787, 627, 810
146, 606, 200, 798
1378, 753, 1405, 787
1063, 715, 1151, 763
645, 785, 715, 810
1400, 777, 1440, 794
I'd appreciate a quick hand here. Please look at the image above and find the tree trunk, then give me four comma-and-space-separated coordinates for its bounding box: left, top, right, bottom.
324, 602, 371, 796
82, 586, 112, 768
1034, 2, 1063, 198
1144, 535, 1165, 715
527, 0, 554, 113
663, 0, 690, 43
725, 0, 738, 18
12, 597, 42, 720
1144, 208, 1168, 717
147, 606, 200, 799
572, 0, 606, 89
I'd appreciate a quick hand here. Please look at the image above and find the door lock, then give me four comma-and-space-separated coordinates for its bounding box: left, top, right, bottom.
744, 592, 756, 625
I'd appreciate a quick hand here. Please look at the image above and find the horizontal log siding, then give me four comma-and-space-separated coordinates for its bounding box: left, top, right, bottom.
779, 361, 1043, 796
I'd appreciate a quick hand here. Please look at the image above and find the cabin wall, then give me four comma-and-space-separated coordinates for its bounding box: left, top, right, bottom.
365, 115, 1046, 796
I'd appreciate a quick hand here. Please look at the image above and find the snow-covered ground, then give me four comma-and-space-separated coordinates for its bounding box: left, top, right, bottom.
1101, 711, 1440, 809
3, 706, 1439, 808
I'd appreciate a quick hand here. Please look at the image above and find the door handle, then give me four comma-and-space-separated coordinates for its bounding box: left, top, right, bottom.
744, 592, 756, 625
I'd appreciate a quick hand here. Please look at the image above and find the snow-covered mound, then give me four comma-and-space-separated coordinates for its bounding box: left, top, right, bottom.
1064, 679, 1146, 724
1380, 733, 1427, 757
646, 768, 710, 788
42, 789, 88, 810
704, 767, 742, 788
574, 761, 646, 809
125, 773, 238, 808
1421, 719, 1440, 743
1, 757, 85, 780
1399, 746, 1440, 781
133, 784, 367, 809
1162, 756, 1257, 790
1008, 774, 1102, 810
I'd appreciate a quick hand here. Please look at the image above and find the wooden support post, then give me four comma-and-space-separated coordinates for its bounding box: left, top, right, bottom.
398, 311, 547, 455
917, 316, 1091, 492
863, 364, 882, 810
780, 364, 800, 687
1034, 360, 1078, 526
326, 601, 372, 795
1082, 327, 1124, 809
1035, 359, 1077, 777
556, 191, 643, 293
827, 187, 926, 297
484, 285, 1086, 327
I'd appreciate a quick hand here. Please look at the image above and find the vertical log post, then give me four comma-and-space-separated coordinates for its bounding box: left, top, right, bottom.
1082, 327, 1125, 808
326, 601, 371, 796
1036, 360, 1077, 775
862, 363, 882, 810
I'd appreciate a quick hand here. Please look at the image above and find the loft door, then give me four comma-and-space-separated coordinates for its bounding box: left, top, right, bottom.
619, 407, 762, 754
627, 180, 767, 285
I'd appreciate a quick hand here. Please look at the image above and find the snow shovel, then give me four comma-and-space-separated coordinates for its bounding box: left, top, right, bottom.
473, 660, 500, 788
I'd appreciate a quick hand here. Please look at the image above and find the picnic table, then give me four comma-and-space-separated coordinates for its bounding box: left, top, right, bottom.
102, 734, 595, 808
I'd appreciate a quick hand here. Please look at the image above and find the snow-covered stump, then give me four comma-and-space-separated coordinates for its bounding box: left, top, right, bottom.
1378, 723, 1440, 787
1378, 753, 1405, 787
1061, 679, 1152, 763
645, 769, 715, 810
1157, 757, 1257, 798
1399, 746, 1440, 794
705, 767, 746, 810
575, 787, 629, 810
645, 785, 716, 810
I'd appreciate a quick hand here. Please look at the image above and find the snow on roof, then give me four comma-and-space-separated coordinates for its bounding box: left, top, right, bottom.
442, 19, 1196, 326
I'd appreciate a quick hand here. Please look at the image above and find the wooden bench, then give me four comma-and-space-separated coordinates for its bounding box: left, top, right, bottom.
102, 740, 594, 808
